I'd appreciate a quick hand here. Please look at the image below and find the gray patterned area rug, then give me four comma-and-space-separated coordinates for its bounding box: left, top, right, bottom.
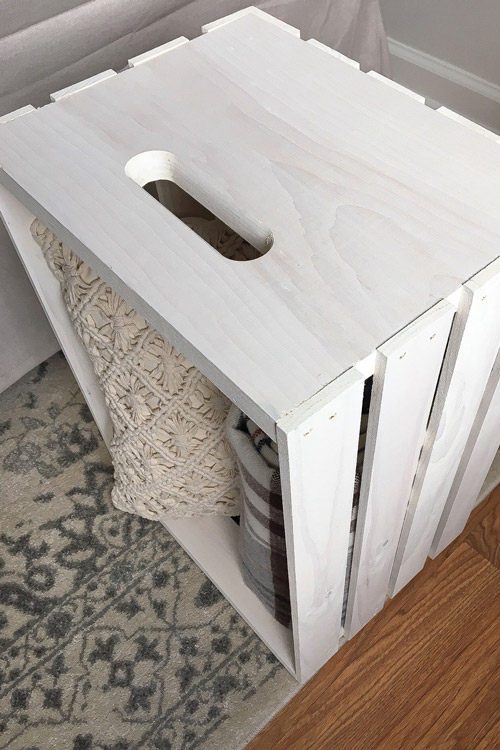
0, 353, 298, 750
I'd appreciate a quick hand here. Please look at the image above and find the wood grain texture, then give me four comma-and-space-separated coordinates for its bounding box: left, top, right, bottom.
467, 499, 500, 569
475, 718, 500, 750
345, 300, 455, 638
377, 609, 500, 749
390, 259, 500, 596
431, 675, 500, 750
1, 12, 500, 434
277, 369, 364, 683
431, 347, 500, 557
247, 524, 500, 750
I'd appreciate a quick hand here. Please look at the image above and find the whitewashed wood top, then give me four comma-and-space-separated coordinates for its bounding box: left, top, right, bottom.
1, 11, 500, 429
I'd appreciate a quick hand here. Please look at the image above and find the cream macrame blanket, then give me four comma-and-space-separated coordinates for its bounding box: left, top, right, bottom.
31, 217, 247, 520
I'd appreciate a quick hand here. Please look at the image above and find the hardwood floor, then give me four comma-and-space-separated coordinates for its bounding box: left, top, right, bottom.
247, 486, 500, 750
468, 498, 500, 570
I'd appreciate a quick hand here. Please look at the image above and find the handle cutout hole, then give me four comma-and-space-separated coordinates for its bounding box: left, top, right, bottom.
126, 151, 273, 262
146, 179, 263, 261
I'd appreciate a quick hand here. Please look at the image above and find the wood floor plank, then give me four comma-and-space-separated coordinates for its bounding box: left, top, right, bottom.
416, 666, 500, 749
247, 486, 500, 750
475, 716, 500, 749
467, 498, 500, 568
382, 617, 500, 748
247, 538, 500, 749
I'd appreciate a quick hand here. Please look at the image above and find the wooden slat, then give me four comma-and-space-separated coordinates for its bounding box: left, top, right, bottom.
50, 70, 116, 101
0, 105, 36, 124
367, 71, 425, 101
345, 300, 455, 638
477, 448, 500, 506
277, 369, 364, 683
128, 37, 189, 67
307, 39, 359, 68
202, 6, 300, 37
0, 186, 113, 447
437, 106, 500, 141
431, 348, 500, 557
390, 259, 500, 596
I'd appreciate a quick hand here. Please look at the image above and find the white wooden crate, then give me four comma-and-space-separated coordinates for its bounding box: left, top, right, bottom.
1, 7, 500, 683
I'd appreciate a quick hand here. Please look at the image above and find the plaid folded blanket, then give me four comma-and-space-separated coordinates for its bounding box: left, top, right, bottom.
227, 386, 370, 627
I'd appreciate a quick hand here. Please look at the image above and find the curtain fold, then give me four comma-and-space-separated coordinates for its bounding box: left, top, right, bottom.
0, 0, 390, 115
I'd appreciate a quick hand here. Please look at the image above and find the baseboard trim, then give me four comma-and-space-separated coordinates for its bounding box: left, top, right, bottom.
387, 37, 500, 105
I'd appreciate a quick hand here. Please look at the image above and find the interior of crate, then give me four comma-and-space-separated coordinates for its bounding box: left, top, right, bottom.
143, 178, 266, 260
0, 186, 298, 673
153, 376, 374, 676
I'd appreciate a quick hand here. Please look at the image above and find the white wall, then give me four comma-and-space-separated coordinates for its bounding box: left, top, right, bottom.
380, 0, 500, 133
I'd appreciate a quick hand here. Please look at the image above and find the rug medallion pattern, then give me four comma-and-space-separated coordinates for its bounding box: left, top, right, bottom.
0, 354, 297, 750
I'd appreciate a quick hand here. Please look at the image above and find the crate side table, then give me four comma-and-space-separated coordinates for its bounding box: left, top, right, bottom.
1, 7, 500, 683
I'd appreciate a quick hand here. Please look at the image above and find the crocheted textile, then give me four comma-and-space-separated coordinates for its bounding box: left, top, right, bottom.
30, 217, 243, 520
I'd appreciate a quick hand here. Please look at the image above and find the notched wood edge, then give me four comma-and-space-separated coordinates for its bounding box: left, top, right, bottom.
307, 39, 359, 69
202, 6, 300, 37
128, 37, 189, 67
367, 71, 425, 102
50, 70, 117, 102
0, 105, 36, 124
437, 106, 500, 142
